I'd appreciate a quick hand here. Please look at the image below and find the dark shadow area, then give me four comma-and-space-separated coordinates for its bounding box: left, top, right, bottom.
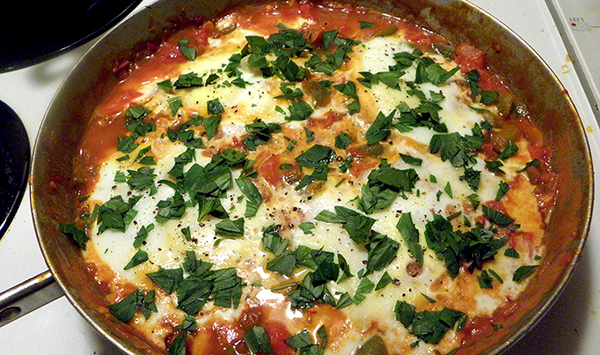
0, 0, 140, 72
504, 250, 593, 354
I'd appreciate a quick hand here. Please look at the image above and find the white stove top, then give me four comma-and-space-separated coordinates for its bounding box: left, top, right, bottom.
546, 0, 600, 123
0, 0, 599, 353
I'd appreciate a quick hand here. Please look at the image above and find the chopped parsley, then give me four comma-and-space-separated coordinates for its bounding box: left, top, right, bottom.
517, 158, 541, 173
125, 106, 151, 121
315, 206, 375, 244
244, 327, 273, 354
108, 289, 157, 322
335, 132, 352, 149
358, 160, 419, 214
294, 145, 336, 189
498, 140, 519, 160
359, 21, 375, 29
124, 249, 149, 270
513, 265, 538, 282
235, 178, 263, 217
215, 218, 245, 237
482, 205, 514, 227
395, 301, 466, 344
59, 223, 89, 249
178, 36, 196, 61
146, 251, 243, 314
285, 326, 327, 355
429, 126, 484, 168
366, 110, 395, 145
396, 213, 424, 266
424, 214, 508, 277
95, 195, 140, 234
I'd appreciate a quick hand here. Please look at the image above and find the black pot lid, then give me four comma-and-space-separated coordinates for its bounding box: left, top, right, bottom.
0, 0, 141, 72
0, 100, 30, 239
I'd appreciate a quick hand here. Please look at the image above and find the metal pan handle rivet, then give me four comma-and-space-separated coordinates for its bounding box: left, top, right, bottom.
0, 270, 64, 327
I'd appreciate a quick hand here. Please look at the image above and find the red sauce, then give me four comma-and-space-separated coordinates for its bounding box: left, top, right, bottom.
454, 43, 509, 94
229, 0, 445, 51
257, 154, 286, 187
190, 304, 296, 355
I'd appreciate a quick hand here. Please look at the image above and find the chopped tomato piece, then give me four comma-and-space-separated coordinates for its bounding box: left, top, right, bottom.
455, 43, 486, 71
97, 89, 143, 116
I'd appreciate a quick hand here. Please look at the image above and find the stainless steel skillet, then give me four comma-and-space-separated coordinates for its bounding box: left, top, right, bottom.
1, 0, 593, 354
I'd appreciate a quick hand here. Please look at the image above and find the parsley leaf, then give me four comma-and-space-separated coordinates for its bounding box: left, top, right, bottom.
482, 205, 514, 227
299, 222, 315, 235
178, 36, 196, 61
296, 164, 328, 190
261, 224, 289, 257
333, 81, 358, 100
424, 214, 508, 277
315, 206, 375, 244
335, 132, 352, 149
168, 97, 183, 116
124, 249, 149, 270
495, 181, 510, 201
242, 119, 281, 151
366, 110, 395, 145
358, 160, 419, 214
284, 100, 314, 121
399, 153, 422, 166
203, 115, 221, 140
266, 251, 297, 276
395, 301, 466, 344
504, 248, 520, 258
429, 131, 479, 168
396, 213, 424, 266
461, 167, 481, 191
168, 333, 187, 355
244, 327, 273, 354
513, 265, 538, 282
155, 193, 187, 223
359, 21, 375, 29
96, 195, 140, 234
498, 140, 519, 160
174, 72, 205, 88
365, 232, 399, 273
59, 223, 89, 249
517, 158, 541, 173
235, 178, 263, 217
117, 133, 139, 153
215, 218, 245, 237
415, 56, 459, 86
295, 145, 336, 169
126, 167, 156, 193
108, 289, 157, 323
147, 267, 184, 294
125, 106, 151, 120
478, 270, 494, 288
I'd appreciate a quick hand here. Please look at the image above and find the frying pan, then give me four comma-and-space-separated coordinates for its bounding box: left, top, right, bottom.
3, 0, 594, 354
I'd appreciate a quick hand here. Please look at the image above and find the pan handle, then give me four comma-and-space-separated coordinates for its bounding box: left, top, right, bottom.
0, 270, 64, 327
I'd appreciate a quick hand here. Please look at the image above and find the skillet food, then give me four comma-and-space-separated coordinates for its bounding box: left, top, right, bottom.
60, 1, 561, 354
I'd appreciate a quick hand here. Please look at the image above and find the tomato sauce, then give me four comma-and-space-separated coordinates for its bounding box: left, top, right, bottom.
188, 304, 297, 355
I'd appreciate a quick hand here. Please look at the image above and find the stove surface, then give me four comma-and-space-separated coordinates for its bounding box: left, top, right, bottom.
547, 0, 600, 123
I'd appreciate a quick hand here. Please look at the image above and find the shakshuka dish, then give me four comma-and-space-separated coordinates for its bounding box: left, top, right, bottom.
60, 1, 559, 354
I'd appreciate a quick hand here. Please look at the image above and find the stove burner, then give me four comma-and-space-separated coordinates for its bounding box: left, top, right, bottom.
0, 0, 141, 72
0, 100, 30, 239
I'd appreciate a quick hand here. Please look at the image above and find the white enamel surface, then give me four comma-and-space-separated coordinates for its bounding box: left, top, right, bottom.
0, 0, 599, 354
